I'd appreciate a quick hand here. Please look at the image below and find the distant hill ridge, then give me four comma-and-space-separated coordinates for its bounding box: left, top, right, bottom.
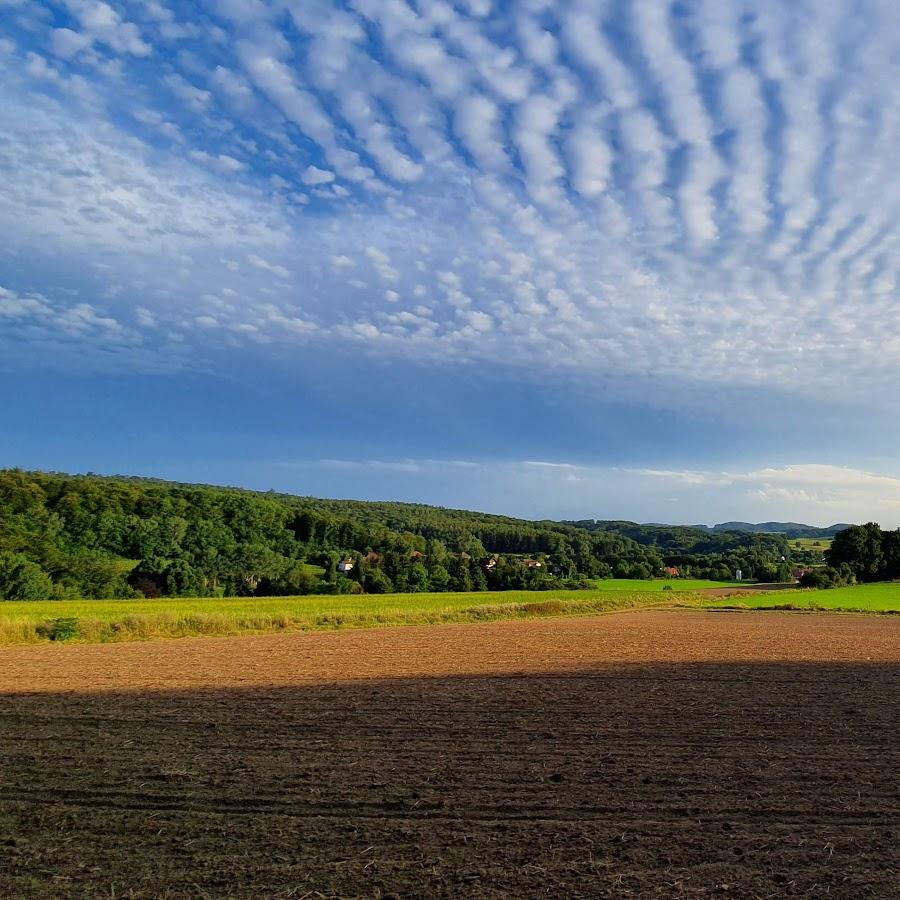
566, 519, 850, 541
706, 521, 850, 538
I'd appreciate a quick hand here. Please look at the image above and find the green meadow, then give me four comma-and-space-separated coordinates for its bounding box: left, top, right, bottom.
788, 537, 833, 551
589, 578, 726, 591
701, 581, 900, 613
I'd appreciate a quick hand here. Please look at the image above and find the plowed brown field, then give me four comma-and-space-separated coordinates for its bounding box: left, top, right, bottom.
1, 610, 899, 898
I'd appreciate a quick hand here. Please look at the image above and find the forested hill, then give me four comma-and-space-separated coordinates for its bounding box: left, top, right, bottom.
566, 520, 849, 542
708, 521, 851, 538
0, 469, 660, 600
0, 470, 796, 601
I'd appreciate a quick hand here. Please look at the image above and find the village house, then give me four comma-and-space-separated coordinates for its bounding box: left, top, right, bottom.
662, 566, 680, 577
337, 558, 354, 575
522, 559, 543, 569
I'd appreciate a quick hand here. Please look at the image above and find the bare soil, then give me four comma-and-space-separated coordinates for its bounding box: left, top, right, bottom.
1, 610, 898, 898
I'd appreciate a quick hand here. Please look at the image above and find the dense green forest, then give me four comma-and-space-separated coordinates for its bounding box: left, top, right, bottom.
0, 470, 807, 600
563, 520, 794, 582
800, 522, 900, 588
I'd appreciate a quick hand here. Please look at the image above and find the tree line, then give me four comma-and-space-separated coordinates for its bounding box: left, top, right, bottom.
0, 470, 816, 601
0, 470, 664, 600
797, 522, 900, 588
564, 520, 794, 582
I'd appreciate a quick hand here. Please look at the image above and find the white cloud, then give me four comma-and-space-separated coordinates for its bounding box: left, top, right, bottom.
0, 90, 289, 255
237, 38, 374, 183
567, 125, 611, 199
455, 94, 507, 171
190, 150, 246, 173
517, 15, 557, 68
386, 32, 469, 100
135, 307, 157, 328
629, 0, 721, 243
562, 7, 638, 108
209, 65, 257, 112
247, 254, 290, 279
514, 91, 571, 207
50, 28, 92, 59
337, 87, 424, 182
164, 73, 211, 112
8, 0, 900, 420
720, 67, 770, 234
622, 464, 900, 527
466, 310, 492, 331
301, 165, 335, 185
365, 246, 399, 282
0, 283, 154, 373
60, 0, 152, 57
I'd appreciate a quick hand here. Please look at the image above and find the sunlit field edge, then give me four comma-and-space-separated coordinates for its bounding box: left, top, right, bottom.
0, 586, 680, 645
698, 581, 900, 613
3, 580, 899, 646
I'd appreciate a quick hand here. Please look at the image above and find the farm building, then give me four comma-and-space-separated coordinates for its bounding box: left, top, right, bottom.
337, 558, 354, 575
662, 566, 680, 577
522, 559, 543, 569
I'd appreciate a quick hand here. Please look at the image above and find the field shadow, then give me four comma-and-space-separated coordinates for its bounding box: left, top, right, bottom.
2, 661, 899, 898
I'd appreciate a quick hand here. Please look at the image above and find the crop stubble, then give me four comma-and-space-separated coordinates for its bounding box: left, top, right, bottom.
1, 610, 898, 898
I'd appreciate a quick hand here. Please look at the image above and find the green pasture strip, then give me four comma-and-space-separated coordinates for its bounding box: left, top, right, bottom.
0, 588, 680, 645
590, 578, 729, 591
788, 538, 833, 550
697, 582, 900, 613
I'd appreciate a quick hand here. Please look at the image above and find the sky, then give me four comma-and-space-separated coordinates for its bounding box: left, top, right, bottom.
3, 0, 900, 526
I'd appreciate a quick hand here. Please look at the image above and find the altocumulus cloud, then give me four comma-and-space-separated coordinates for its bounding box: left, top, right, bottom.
3, 1, 900, 515
0, 0, 899, 401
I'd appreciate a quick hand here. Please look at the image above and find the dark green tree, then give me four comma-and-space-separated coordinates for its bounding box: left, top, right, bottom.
0, 552, 55, 600
827, 523, 884, 582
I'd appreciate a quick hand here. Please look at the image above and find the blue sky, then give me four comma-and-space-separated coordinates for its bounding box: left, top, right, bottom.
3, 0, 900, 525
